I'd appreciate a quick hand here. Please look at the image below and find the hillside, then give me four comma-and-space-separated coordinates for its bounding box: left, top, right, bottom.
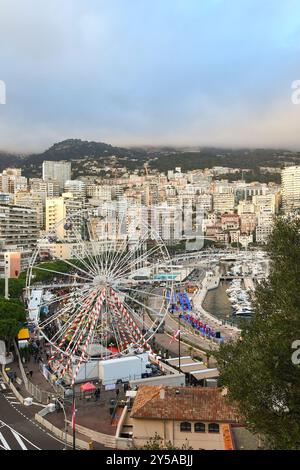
0, 139, 300, 179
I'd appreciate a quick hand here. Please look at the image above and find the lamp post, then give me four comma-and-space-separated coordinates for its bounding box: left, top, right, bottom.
57, 397, 68, 450
4, 256, 9, 300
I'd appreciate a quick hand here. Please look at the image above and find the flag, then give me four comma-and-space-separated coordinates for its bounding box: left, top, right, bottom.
169, 329, 181, 344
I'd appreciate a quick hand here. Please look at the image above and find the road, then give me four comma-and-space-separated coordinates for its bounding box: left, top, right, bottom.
0, 374, 70, 450
145, 267, 219, 354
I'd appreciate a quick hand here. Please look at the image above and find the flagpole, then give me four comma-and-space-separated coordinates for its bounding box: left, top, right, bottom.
72, 384, 76, 451
178, 312, 181, 371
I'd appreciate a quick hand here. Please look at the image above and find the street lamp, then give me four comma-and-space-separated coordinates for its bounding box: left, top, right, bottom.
56, 397, 68, 450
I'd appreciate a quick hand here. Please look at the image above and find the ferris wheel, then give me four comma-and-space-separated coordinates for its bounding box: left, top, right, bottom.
26, 206, 174, 384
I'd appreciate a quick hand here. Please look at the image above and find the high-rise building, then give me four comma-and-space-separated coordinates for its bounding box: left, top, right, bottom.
0, 204, 39, 277
281, 166, 300, 212
0, 168, 27, 194
30, 178, 61, 199
15, 191, 45, 229
42, 161, 71, 191
213, 193, 235, 214
252, 193, 280, 215
256, 213, 274, 244
45, 193, 83, 239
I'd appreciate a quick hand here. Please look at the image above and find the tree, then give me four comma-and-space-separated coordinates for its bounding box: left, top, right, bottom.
0, 298, 26, 323
216, 217, 300, 450
0, 297, 26, 350
0, 318, 20, 350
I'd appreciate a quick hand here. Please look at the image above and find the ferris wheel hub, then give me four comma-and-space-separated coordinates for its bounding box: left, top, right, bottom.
93, 274, 108, 288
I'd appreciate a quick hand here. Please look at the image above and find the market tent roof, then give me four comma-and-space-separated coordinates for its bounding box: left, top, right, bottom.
80, 382, 96, 392
18, 328, 30, 340
191, 368, 219, 380
166, 356, 193, 367
108, 346, 119, 354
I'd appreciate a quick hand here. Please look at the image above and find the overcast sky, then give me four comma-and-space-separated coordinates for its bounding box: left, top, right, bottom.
0, 0, 300, 153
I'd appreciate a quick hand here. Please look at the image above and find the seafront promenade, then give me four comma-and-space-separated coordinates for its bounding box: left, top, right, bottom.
192, 269, 241, 341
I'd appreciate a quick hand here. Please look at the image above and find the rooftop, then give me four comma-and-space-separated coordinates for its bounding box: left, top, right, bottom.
131, 385, 241, 423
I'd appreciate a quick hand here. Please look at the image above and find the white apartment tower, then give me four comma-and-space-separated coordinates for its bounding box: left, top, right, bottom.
42, 161, 71, 191
281, 166, 300, 212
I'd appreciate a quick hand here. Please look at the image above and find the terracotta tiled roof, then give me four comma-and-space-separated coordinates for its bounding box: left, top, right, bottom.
131, 386, 241, 423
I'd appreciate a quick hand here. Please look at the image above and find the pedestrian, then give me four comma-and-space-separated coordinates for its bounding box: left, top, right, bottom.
94, 388, 100, 401
116, 388, 120, 398
29, 370, 33, 378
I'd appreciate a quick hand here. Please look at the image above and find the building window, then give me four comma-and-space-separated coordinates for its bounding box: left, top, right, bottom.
194, 422, 205, 433
208, 423, 220, 433
180, 422, 191, 432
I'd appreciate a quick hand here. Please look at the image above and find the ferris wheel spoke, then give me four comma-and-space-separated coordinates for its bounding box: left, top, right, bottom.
62, 314, 91, 358
51, 256, 95, 281
117, 298, 144, 329
105, 212, 128, 277
69, 222, 100, 277
109, 230, 150, 280
112, 245, 163, 282
32, 265, 91, 283
105, 211, 131, 277
69, 293, 105, 384
85, 218, 102, 276
60, 317, 93, 375
42, 299, 90, 343
48, 229, 97, 278
87, 216, 107, 275
109, 299, 141, 345
120, 286, 168, 300
113, 287, 165, 323
110, 319, 123, 353
36, 284, 91, 312
42, 287, 95, 331
108, 223, 150, 278
46, 288, 99, 360
104, 228, 125, 278
39, 304, 74, 329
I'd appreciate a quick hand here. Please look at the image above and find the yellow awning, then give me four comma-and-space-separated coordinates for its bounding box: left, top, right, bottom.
18, 328, 30, 340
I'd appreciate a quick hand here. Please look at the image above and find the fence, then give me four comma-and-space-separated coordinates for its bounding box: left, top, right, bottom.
26, 380, 50, 404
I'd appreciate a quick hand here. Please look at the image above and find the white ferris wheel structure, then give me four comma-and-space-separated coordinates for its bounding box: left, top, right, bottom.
26, 206, 174, 384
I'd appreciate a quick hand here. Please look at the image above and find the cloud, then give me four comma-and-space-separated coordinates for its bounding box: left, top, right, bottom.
0, 0, 300, 152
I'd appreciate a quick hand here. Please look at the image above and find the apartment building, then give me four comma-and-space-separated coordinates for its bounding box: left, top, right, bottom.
0, 168, 27, 194
30, 178, 61, 199
213, 193, 235, 214
255, 213, 274, 244
14, 191, 44, 229
45, 193, 83, 240
281, 166, 300, 212
64, 180, 86, 198
0, 204, 38, 249
42, 160, 71, 191
0, 204, 39, 277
